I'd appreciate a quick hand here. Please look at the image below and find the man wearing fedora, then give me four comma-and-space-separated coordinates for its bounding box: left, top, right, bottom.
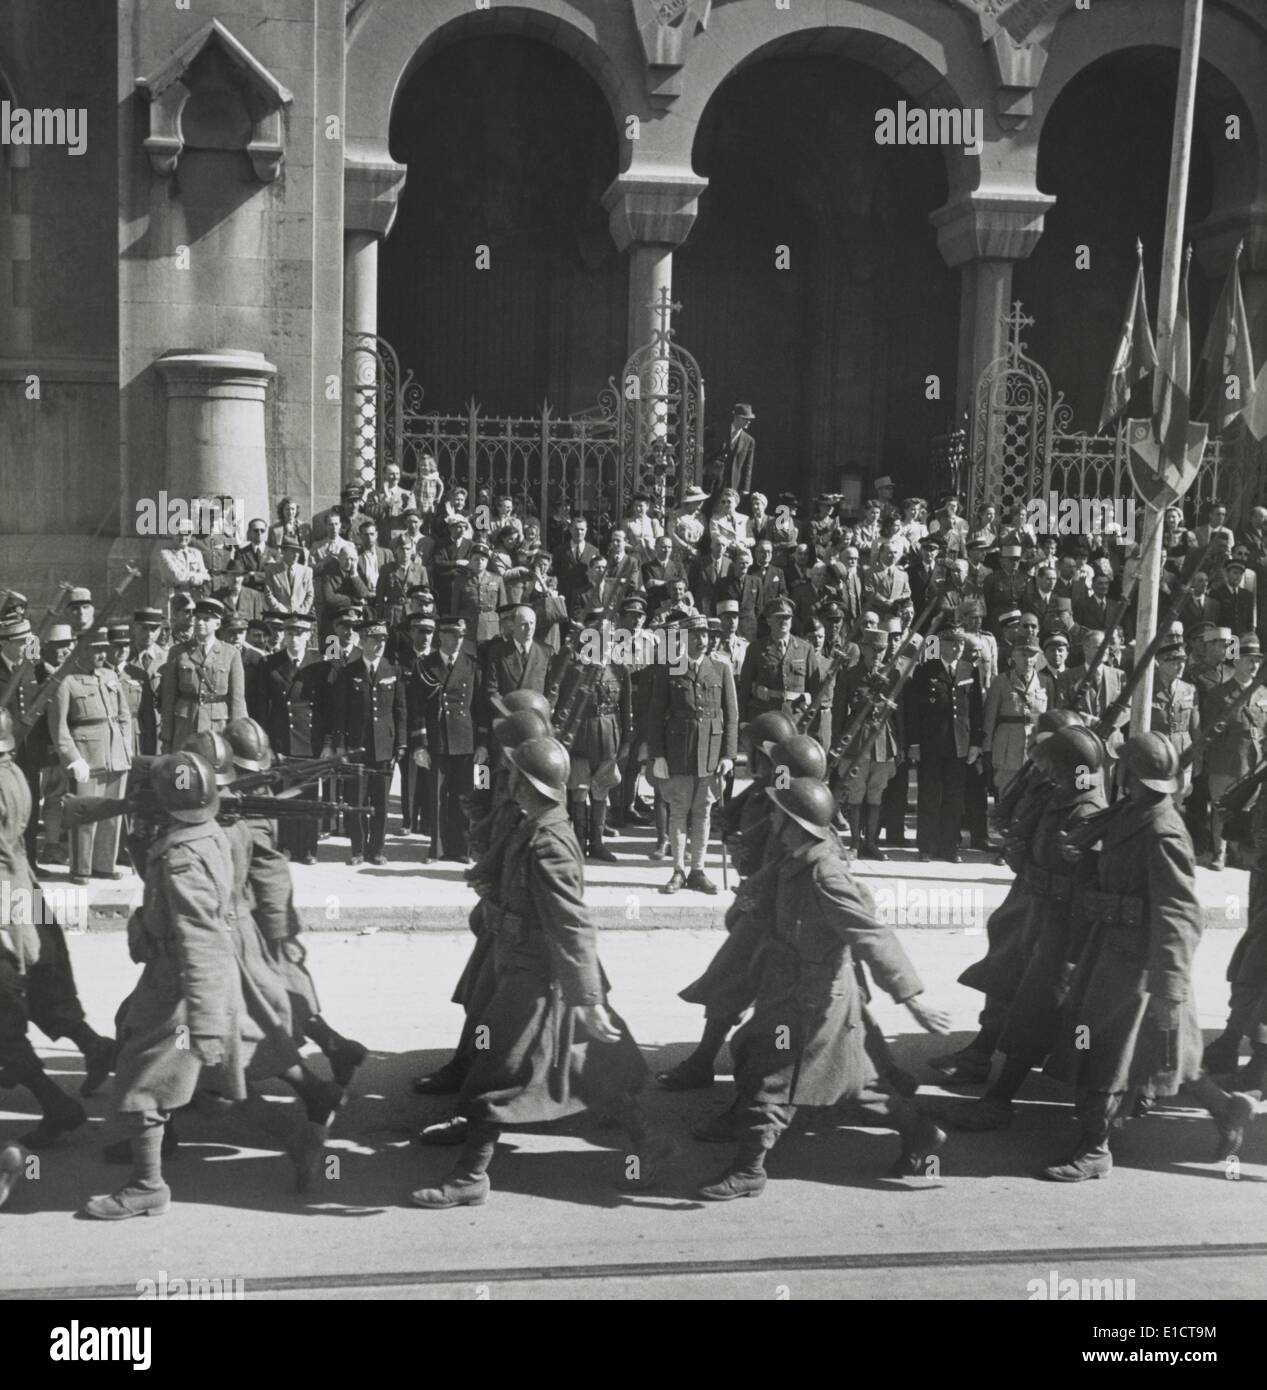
263, 539, 316, 619
707, 403, 756, 498
159, 596, 247, 753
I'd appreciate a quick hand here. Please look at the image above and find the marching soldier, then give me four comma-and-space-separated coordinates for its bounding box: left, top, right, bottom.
261, 615, 327, 864
411, 617, 482, 863
555, 608, 631, 864
646, 614, 738, 894
410, 736, 672, 1209
835, 629, 901, 860
694, 777, 950, 1200
737, 597, 813, 722
50, 630, 133, 884
1042, 732, 1205, 1182
158, 597, 246, 753
330, 619, 407, 866
904, 624, 984, 863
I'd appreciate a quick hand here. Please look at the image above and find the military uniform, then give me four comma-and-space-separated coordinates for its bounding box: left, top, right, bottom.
835, 653, 901, 810
450, 566, 505, 652
126, 642, 167, 757
159, 639, 247, 752
737, 627, 813, 721
1151, 675, 1199, 800
262, 649, 329, 861
411, 645, 480, 860
982, 668, 1047, 787
50, 665, 133, 877
332, 650, 407, 861
0, 651, 46, 858
904, 652, 984, 860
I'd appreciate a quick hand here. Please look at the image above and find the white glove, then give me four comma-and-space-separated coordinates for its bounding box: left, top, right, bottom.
413, 748, 431, 768
651, 756, 669, 780
67, 758, 91, 783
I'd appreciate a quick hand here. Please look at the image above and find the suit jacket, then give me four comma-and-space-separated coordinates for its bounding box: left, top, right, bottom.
863, 566, 911, 619
904, 657, 984, 759
482, 638, 552, 733
355, 545, 395, 594
332, 655, 406, 762
262, 561, 315, 615
216, 583, 268, 624
553, 541, 600, 600
712, 427, 755, 494
646, 654, 738, 777
318, 570, 370, 639
410, 649, 480, 756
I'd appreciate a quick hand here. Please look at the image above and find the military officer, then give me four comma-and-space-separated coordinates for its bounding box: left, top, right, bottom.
1151, 635, 1199, 804
411, 616, 482, 863
1201, 633, 1267, 869
712, 598, 749, 672
50, 629, 133, 883
982, 640, 1048, 795
399, 612, 438, 837
647, 614, 738, 895
158, 597, 246, 753
0, 613, 45, 859
737, 597, 813, 722
108, 624, 142, 766
1042, 733, 1205, 1182
695, 777, 949, 1200
410, 736, 671, 1209
612, 594, 654, 828
261, 615, 328, 864
553, 607, 631, 863
451, 541, 506, 655
835, 629, 901, 860
984, 543, 1031, 634
124, 610, 166, 759
904, 624, 984, 863
330, 618, 407, 865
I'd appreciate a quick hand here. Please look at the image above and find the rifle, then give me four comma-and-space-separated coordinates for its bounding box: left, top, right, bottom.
12, 564, 142, 746
63, 789, 367, 829
229, 749, 390, 796
0, 579, 73, 716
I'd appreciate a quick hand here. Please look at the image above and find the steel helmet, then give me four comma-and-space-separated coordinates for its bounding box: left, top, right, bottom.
743, 710, 797, 754
224, 717, 274, 772
492, 708, 551, 750
763, 734, 828, 782
153, 751, 220, 824
504, 736, 570, 803
1044, 725, 1106, 780
0, 709, 14, 754
183, 731, 235, 787
1120, 731, 1180, 794
1034, 708, 1085, 743
765, 777, 835, 840
489, 689, 553, 725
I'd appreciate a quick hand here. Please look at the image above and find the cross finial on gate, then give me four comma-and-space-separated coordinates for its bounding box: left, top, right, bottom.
1002, 301, 1034, 360
648, 285, 682, 352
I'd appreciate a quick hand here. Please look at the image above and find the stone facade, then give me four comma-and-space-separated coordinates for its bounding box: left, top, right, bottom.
1, 0, 1265, 604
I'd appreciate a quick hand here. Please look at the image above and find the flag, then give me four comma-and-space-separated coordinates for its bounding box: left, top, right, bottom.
1098, 239, 1157, 432
1200, 241, 1258, 435
1154, 247, 1193, 464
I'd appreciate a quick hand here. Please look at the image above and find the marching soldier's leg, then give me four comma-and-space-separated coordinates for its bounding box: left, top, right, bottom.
26, 915, 114, 1097
1041, 1088, 1119, 1182
0, 947, 87, 1147
82, 1109, 171, 1220
1186, 1071, 1258, 1162
874, 1085, 948, 1177
698, 1100, 789, 1201
410, 1116, 499, 1208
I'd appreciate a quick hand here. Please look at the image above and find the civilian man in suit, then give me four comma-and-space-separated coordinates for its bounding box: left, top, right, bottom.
904, 624, 984, 863
262, 614, 328, 863
642, 533, 689, 614
411, 617, 482, 863
1209, 559, 1257, 635
355, 518, 396, 605
647, 613, 738, 894
552, 515, 601, 608
329, 619, 406, 865
864, 541, 912, 620
263, 540, 315, 617
1072, 569, 1115, 633
482, 605, 552, 742
707, 402, 756, 496
233, 518, 274, 582
318, 547, 370, 645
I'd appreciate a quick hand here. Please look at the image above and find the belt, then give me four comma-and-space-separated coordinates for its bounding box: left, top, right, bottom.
70, 717, 110, 727
1022, 864, 1073, 902
996, 714, 1031, 725
754, 684, 797, 701
1082, 889, 1144, 926
175, 695, 227, 713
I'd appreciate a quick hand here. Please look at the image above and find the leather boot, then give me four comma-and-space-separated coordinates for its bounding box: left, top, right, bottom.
306, 1018, 369, 1088
412, 1056, 469, 1095
69, 1025, 116, 1099
0, 1143, 27, 1209
570, 801, 589, 853
1190, 1075, 1257, 1161
9, 1042, 87, 1149
846, 805, 863, 859
864, 804, 886, 861
1040, 1137, 1113, 1182
411, 1135, 496, 1208
699, 1144, 768, 1200
588, 801, 617, 862
1202, 1031, 1242, 1076
890, 1112, 947, 1177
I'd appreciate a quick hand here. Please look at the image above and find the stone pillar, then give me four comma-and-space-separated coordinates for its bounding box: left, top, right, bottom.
154, 351, 277, 530
602, 171, 708, 357
931, 189, 1055, 419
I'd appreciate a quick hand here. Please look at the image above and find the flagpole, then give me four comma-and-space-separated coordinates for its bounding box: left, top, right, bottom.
1130, 0, 1204, 733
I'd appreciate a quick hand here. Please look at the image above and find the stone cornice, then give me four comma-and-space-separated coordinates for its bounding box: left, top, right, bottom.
344, 145, 408, 239
931, 189, 1056, 267
602, 171, 709, 252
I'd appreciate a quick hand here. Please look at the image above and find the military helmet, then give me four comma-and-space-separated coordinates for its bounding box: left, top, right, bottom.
489, 689, 552, 724
224, 717, 274, 772
1034, 707, 1084, 743
765, 777, 835, 839
492, 708, 551, 750
742, 710, 797, 755
504, 736, 570, 803
0, 708, 14, 754
184, 731, 235, 787
1044, 725, 1106, 779
153, 751, 220, 823
1120, 731, 1180, 794
763, 734, 828, 782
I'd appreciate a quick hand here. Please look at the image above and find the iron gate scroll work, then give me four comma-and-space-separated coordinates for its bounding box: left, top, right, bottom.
343, 293, 705, 522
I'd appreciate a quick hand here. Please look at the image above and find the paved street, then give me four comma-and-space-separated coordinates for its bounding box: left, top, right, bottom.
3, 924, 1264, 1301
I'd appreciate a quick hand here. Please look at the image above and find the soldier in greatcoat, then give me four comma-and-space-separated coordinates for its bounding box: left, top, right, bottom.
411, 616, 482, 863
1041, 732, 1205, 1181
949, 725, 1106, 1133
695, 777, 950, 1200
260, 615, 328, 863
410, 736, 673, 1209
158, 597, 246, 753
50, 629, 133, 883
646, 614, 737, 895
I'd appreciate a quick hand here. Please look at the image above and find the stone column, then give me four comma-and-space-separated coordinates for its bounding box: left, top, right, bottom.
602, 171, 708, 357
931, 189, 1055, 419
154, 351, 277, 530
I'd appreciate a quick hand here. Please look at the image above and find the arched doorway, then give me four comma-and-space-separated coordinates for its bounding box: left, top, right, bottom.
381, 35, 624, 417
677, 55, 959, 499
